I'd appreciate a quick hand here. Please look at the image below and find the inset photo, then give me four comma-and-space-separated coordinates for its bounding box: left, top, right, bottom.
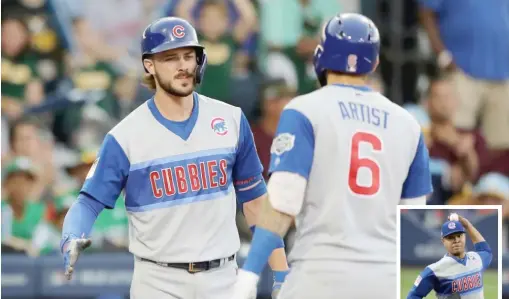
398, 206, 501, 299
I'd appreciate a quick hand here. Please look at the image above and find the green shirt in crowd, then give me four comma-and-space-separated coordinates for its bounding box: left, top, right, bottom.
29, 189, 129, 255
1, 51, 43, 101
196, 33, 237, 103
1, 199, 46, 241
54, 61, 120, 139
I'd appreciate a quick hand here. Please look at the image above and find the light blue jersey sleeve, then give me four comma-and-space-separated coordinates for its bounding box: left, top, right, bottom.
60, 193, 105, 251
268, 109, 315, 179
233, 112, 267, 204
81, 134, 130, 209
401, 132, 433, 199
407, 267, 437, 299
474, 241, 493, 271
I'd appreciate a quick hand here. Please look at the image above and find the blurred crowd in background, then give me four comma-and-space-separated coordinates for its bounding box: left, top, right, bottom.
1, 0, 508, 259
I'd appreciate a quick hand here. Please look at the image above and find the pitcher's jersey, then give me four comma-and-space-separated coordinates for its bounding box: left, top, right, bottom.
81, 93, 266, 262
268, 84, 433, 266
408, 242, 493, 299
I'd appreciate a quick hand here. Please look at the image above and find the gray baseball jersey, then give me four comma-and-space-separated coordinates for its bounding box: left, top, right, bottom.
81, 93, 266, 263
268, 84, 433, 268
408, 242, 493, 299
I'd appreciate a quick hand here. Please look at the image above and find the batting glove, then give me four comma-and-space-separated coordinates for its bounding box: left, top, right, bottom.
231, 269, 258, 299
62, 235, 92, 280
271, 270, 289, 299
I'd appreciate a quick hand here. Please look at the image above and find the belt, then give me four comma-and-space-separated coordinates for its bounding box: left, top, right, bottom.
140, 254, 235, 274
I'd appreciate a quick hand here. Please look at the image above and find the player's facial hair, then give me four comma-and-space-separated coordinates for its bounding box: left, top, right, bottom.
154, 68, 194, 97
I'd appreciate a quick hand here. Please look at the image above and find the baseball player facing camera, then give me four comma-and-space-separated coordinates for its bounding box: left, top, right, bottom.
407, 214, 493, 299
60, 17, 289, 299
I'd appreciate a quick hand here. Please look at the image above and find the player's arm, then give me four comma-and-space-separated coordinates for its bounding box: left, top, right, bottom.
60, 134, 130, 279
417, 0, 447, 56
235, 108, 314, 293
232, 111, 290, 292
243, 196, 289, 273
400, 132, 433, 205
407, 267, 437, 299
457, 215, 493, 270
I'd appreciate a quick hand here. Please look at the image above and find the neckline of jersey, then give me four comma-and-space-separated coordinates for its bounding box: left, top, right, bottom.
330, 83, 373, 92
147, 93, 199, 141
446, 253, 468, 266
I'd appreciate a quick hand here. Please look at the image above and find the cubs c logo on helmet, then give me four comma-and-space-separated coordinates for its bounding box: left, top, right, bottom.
172, 25, 185, 38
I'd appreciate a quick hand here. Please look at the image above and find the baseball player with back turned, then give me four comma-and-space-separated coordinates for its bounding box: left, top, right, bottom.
407, 213, 493, 299
231, 13, 433, 299
60, 17, 290, 299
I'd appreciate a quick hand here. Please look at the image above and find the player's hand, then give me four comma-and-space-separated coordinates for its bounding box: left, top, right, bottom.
231, 269, 258, 299
271, 270, 289, 299
63, 237, 92, 280
456, 214, 472, 228
455, 134, 475, 158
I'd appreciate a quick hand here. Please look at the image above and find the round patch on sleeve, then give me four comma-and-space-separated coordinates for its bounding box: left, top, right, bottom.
270, 133, 295, 156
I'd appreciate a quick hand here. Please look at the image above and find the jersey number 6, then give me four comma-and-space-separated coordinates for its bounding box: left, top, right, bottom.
348, 131, 382, 196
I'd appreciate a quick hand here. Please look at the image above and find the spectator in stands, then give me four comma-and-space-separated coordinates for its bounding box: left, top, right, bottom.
1, 157, 46, 256
6, 117, 56, 199
175, 0, 257, 104
418, 0, 509, 152
480, 149, 509, 179
424, 78, 488, 204
7, 0, 64, 91
251, 79, 296, 180
259, 0, 341, 94
49, 0, 150, 75
450, 172, 509, 206
31, 193, 74, 256
473, 173, 509, 205
52, 17, 125, 148
61, 148, 129, 251
1, 15, 46, 120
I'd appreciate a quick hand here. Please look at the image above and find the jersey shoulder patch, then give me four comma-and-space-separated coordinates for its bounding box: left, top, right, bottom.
271, 133, 296, 156
414, 275, 422, 287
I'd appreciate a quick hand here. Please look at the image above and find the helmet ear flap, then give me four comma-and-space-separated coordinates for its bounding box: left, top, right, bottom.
313, 45, 327, 87
194, 49, 207, 84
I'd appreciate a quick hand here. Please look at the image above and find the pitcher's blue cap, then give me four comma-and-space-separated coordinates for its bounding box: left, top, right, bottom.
441, 221, 466, 238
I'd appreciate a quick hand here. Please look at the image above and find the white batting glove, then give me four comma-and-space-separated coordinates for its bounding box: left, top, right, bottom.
231, 269, 259, 299
63, 237, 92, 280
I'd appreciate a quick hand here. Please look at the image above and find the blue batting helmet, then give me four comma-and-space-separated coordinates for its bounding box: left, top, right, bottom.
141, 17, 207, 84
313, 13, 380, 86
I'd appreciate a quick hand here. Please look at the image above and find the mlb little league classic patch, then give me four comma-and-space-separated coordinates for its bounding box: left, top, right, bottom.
271, 133, 295, 156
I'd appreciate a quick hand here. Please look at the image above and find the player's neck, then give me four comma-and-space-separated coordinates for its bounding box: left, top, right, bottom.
153, 90, 194, 122
326, 73, 368, 87
450, 252, 466, 259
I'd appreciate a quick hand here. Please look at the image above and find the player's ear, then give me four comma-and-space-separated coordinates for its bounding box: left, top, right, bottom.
143, 58, 156, 75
